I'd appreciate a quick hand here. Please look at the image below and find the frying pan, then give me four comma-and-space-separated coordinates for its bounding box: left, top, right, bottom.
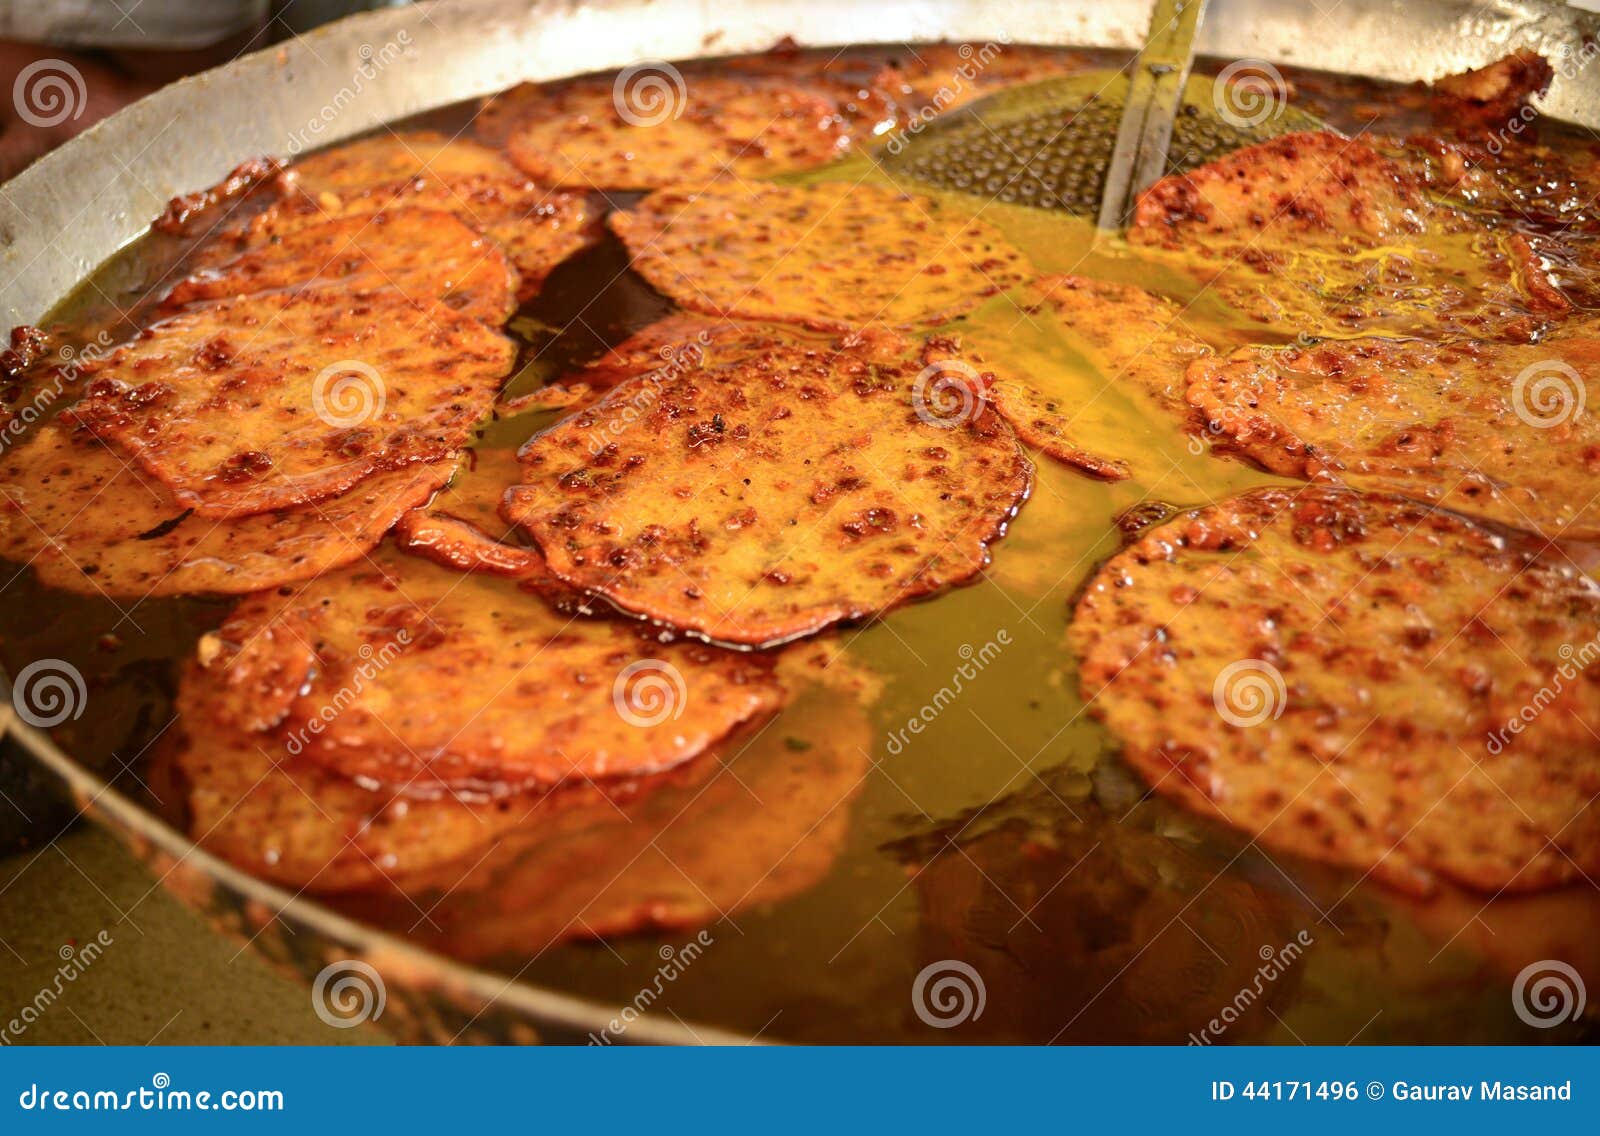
2, 0, 1598, 1045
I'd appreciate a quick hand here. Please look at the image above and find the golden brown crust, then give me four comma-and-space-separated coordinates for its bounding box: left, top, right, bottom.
168, 705, 571, 893
0, 424, 452, 597
288, 130, 524, 193
1072, 487, 1600, 896
1187, 330, 1600, 540
187, 545, 788, 796
62, 288, 513, 518
404, 660, 872, 953
504, 327, 1031, 646
610, 181, 1030, 332
170, 646, 867, 912
1129, 130, 1569, 340
277, 131, 598, 300
480, 75, 853, 190
171, 209, 519, 326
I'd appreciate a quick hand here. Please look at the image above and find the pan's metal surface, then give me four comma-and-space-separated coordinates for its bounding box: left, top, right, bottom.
2, 0, 1598, 1044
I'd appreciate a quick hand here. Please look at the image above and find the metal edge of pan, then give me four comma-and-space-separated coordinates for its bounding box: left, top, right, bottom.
2, 0, 1598, 1044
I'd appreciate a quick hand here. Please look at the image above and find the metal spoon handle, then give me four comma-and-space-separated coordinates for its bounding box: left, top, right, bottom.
1096, 0, 1211, 231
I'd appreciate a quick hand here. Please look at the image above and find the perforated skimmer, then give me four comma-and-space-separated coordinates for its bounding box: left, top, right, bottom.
877, 69, 1323, 219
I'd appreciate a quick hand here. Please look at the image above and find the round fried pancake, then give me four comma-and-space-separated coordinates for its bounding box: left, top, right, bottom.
168, 209, 518, 326
188, 545, 787, 795
0, 423, 451, 597
1071, 487, 1600, 896
171, 644, 863, 906
403, 649, 873, 954
275, 132, 597, 300
289, 130, 524, 193
263, 179, 595, 303
1188, 331, 1600, 540
610, 181, 1030, 331
62, 288, 514, 518
503, 327, 1032, 646
720, 44, 903, 130
984, 275, 1211, 478
168, 708, 550, 893
479, 75, 851, 190
1129, 131, 1569, 341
